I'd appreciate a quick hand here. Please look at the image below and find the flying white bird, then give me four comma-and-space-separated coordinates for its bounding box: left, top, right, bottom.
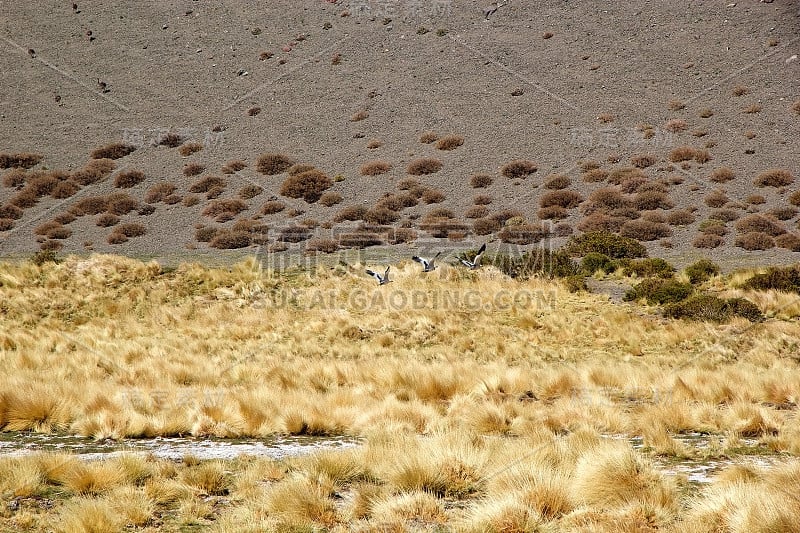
366, 266, 391, 285
460, 243, 487, 270
412, 252, 441, 272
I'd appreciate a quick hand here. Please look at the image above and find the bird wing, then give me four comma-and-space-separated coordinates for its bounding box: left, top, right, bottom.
430, 251, 442, 267
384, 266, 390, 280
366, 270, 381, 282
460, 259, 474, 268
473, 243, 487, 266
412, 256, 428, 268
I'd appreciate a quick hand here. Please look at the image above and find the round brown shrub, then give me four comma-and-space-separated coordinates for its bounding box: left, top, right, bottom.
179, 142, 203, 157
106, 193, 139, 215
0, 204, 23, 220
239, 185, 263, 199
397, 177, 421, 190
554, 223, 573, 237
473, 217, 501, 235
577, 213, 625, 233
407, 158, 443, 176
210, 231, 252, 249
359, 160, 391, 176
9, 188, 37, 208
755, 169, 794, 187
221, 160, 247, 174
693, 149, 711, 164
280, 170, 332, 203
544, 174, 571, 190
634, 191, 674, 210
421, 188, 445, 204
419, 131, 438, 144
582, 169, 608, 182
287, 163, 316, 176
641, 211, 667, 223
2, 168, 27, 188
769, 206, 798, 221
306, 238, 339, 253
470, 173, 493, 188
117, 223, 146, 238
376, 193, 416, 211
735, 214, 786, 236
775, 233, 800, 252
608, 167, 647, 185
107, 232, 128, 244
206, 186, 224, 199
333, 205, 367, 222
708, 167, 735, 183
705, 190, 729, 208
498, 223, 548, 245
364, 207, 399, 225
631, 154, 658, 168
735, 231, 775, 250
26, 174, 58, 197
669, 146, 696, 162
189, 175, 226, 194
435, 135, 464, 151
583, 187, 631, 213
202, 199, 248, 220
388, 228, 417, 244
619, 176, 648, 194
0, 218, 13, 231
278, 226, 311, 243
195, 226, 220, 243
96, 213, 120, 227
708, 208, 740, 223
538, 206, 569, 220
319, 192, 343, 207
70, 196, 108, 216
424, 207, 455, 220
256, 153, 296, 175
138, 205, 156, 216
91, 142, 135, 160
666, 209, 695, 226
490, 209, 524, 224
53, 212, 76, 225
500, 160, 538, 179
473, 194, 493, 205
51, 180, 80, 199
465, 205, 489, 219
746, 194, 766, 205
620, 220, 672, 241
144, 182, 177, 204
692, 233, 723, 249
183, 163, 205, 177
34, 221, 61, 236
338, 232, 383, 248
540, 190, 583, 209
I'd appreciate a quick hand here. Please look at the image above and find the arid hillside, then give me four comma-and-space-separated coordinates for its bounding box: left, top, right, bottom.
1, 1, 799, 267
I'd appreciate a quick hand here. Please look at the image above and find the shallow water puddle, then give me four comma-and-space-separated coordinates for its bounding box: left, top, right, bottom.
0, 431, 360, 461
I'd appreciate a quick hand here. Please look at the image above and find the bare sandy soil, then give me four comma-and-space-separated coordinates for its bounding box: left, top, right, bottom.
1, 0, 799, 269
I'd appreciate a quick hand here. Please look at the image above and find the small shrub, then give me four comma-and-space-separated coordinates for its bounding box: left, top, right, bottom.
664, 294, 763, 322
364, 207, 399, 225
742, 266, 800, 293
735, 231, 775, 250
288, 163, 316, 176
581, 252, 615, 275
259, 200, 286, 215
775, 233, 800, 252
359, 160, 391, 176
624, 278, 693, 305
664, 119, 688, 133
435, 135, 464, 151
31, 249, 60, 265
735, 214, 786, 236
280, 170, 333, 203
473, 194, 493, 205
0, 152, 43, 169
685, 259, 720, 284
2, 168, 27, 188
709, 208, 740, 222
366, 139, 383, 149
540, 190, 583, 209
498, 223, 548, 245
190, 175, 226, 193
620, 219, 672, 241
278, 226, 312, 243
608, 167, 646, 185
333, 205, 367, 222
210, 230, 252, 249
407, 157, 442, 175
537, 206, 568, 220
420, 218, 469, 238
53, 212, 76, 224
306, 238, 339, 253
473, 217, 501, 235
490, 249, 578, 279
195, 226, 220, 242
631, 154, 658, 168
0, 204, 23, 220
178, 142, 203, 156
500, 159, 538, 179
555, 222, 573, 236
70, 196, 108, 216
623, 258, 675, 279
470, 173, 493, 188
106, 193, 139, 215
114, 169, 145, 188
138, 204, 156, 216
666, 209, 695, 226
705, 190, 729, 208
202, 199, 248, 220
577, 213, 624, 233
543, 174, 571, 190
221, 160, 247, 174
583, 187, 632, 213
350, 110, 369, 122
26, 173, 59, 197
388, 227, 417, 244
769, 206, 798, 221
693, 233, 723, 248
732, 85, 749, 96
145, 183, 177, 203
239, 185, 263, 199
746, 194, 766, 205
489, 209, 524, 224
182, 195, 200, 207
158, 132, 183, 147
634, 190, 674, 210
107, 232, 128, 244
183, 163, 205, 177
10, 188, 38, 208
90, 142, 135, 160
51, 180, 80, 199
256, 153, 296, 175
421, 188, 445, 204
582, 168, 608, 182
669, 146, 696, 162
397, 177, 421, 190
465, 205, 489, 218
319, 191, 343, 207
755, 169, 794, 187
338, 232, 383, 248
419, 131, 438, 144
566, 231, 648, 259
96, 213, 120, 227
117, 223, 146, 237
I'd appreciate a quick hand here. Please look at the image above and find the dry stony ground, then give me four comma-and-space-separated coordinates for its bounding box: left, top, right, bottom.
0, 0, 799, 269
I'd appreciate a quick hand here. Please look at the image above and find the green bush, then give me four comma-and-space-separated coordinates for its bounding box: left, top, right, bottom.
490, 248, 578, 280
566, 231, 648, 259
664, 294, 763, 322
581, 252, 616, 275
562, 275, 588, 293
741, 266, 800, 294
623, 278, 693, 305
31, 249, 61, 266
685, 259, 720, 284
622, 258, 675, 279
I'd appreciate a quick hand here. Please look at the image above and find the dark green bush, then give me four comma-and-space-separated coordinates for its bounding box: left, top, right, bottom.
566, 231, 648, 259
31, 249, 61, 266
664, 294, 763, 322
685, 259, 721, 284
563, 275, 588, 293
622, 258, 675, 279
490, 249, 578, 280
623, 278, 693, 305
741, 266, 800, 294
581, 252, 616, 275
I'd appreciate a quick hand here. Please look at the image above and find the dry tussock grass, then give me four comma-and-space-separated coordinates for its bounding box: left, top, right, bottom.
0, 256, 799, 529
